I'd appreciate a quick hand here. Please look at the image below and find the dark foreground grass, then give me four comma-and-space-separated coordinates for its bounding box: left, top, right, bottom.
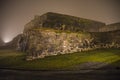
0, 48, 120, 70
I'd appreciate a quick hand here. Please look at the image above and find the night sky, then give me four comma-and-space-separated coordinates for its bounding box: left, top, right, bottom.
0, 0, 120, 43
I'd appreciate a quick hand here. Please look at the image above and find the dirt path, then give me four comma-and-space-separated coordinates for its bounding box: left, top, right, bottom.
0, 69, 120, 80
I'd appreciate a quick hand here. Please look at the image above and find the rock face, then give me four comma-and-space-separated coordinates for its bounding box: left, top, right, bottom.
18, 12, 120, 60
19, 29, 93, 60
90, 30, 120, 48
19, 29, 120, 60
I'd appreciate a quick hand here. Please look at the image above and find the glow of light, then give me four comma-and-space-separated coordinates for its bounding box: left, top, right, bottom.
3, 38, 12, 43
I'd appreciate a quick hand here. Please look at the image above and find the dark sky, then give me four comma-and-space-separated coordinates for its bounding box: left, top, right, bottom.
0, 0, 120, 43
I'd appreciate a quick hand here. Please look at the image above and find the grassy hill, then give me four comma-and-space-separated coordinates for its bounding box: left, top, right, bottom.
0, 48, 120, 70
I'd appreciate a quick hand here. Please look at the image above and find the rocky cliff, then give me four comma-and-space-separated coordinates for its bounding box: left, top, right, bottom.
19, 29, 94, 60
18, 12, 120, 60
19, 29, 120, 60
90, 30, 120, 48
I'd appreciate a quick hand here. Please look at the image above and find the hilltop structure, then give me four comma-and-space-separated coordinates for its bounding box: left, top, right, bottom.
24, 12, 105, 32
13, 12, 120, 60
99, 23, 120, 32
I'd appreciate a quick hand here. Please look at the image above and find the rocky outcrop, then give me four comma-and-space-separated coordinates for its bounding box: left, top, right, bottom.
20, 29, 94, 60
19, 29, 120, 60
90, 30, 120, 48
18, 12, 120, 60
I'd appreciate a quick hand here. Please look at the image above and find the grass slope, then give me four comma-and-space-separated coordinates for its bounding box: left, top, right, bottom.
0, 48, 120, 70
